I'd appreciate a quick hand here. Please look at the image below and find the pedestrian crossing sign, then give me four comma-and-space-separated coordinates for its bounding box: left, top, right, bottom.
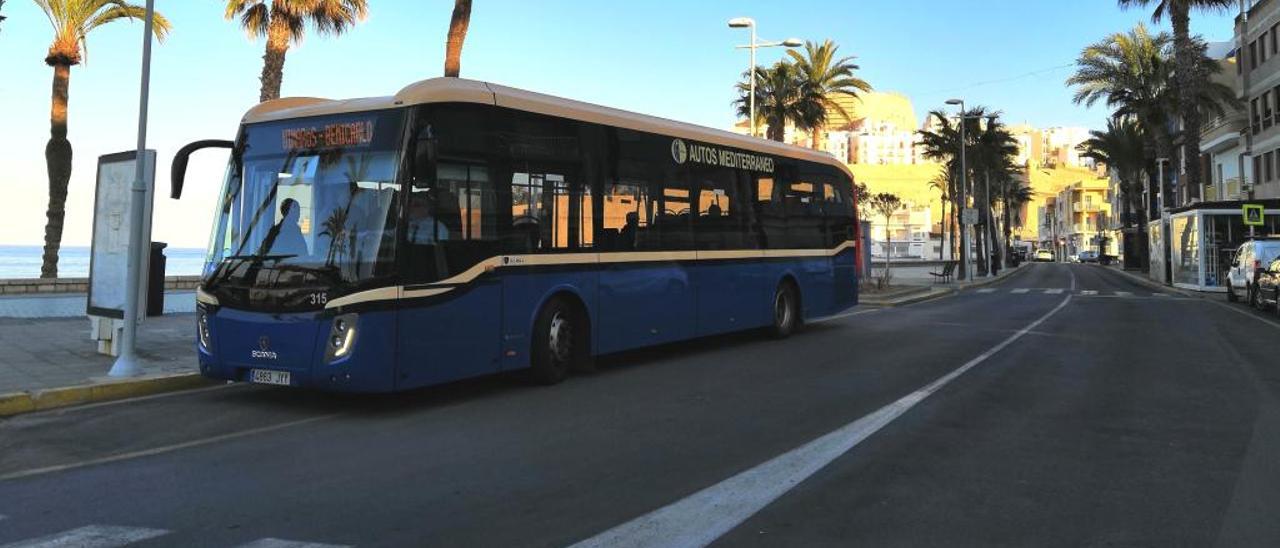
1243, 203, 1265, 226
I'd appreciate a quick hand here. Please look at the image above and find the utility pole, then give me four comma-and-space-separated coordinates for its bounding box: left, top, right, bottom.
109, 0, 156, 378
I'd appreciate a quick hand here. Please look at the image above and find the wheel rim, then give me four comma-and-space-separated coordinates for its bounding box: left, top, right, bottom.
775, 289, 792, 330
548, 311, 573, 363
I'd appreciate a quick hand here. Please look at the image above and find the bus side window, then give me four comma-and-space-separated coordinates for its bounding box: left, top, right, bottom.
509, 169, 592, 253
755, 174, 784, 249
602, 180, 649, 251
694, 166, 753, 250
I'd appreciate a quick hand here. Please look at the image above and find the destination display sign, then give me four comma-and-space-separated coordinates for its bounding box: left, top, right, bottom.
282, 120, 376, 151
671, 138, 775, 173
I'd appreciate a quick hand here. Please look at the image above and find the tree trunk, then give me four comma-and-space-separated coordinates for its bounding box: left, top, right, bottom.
1003, 198, 1013, 268
1171, 7, 1201, 204
41, 63, 73, 279
444, 0, 472, 77
767, 118, 785, 142
811, 123, 823, 150
259, 14, 291, 103
939, 195, 946, 260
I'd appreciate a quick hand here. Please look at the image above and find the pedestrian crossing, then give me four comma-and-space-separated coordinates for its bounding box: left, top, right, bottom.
972, 287, 1180, 299
0, 524, 351, 548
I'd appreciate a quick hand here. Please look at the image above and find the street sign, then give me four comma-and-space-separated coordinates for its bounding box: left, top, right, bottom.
1243, 203, 1265, 226
961, 207, 978, 225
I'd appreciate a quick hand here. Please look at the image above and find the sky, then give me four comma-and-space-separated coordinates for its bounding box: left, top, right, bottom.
0, 0, 1241, 249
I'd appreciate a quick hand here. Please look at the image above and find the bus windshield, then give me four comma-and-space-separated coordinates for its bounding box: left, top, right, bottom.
204, 110, 405, 299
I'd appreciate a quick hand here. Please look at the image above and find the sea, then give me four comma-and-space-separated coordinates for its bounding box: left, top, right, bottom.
0, 245, 208, 279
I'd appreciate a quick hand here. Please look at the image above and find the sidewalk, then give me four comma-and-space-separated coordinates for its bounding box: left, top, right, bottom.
860, 262, 1028, 306
0, 291, 206, 416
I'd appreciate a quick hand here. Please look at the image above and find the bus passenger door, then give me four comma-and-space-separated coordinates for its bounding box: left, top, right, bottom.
397, 161, 504, 388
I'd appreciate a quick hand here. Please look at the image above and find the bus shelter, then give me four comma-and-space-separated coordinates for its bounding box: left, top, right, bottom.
1152, 199, 1280, 291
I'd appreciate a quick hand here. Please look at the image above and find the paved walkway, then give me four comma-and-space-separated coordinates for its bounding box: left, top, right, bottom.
0, 291, 198, 395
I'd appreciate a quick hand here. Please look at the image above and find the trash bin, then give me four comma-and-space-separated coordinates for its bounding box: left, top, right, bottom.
147, 242, 167, 317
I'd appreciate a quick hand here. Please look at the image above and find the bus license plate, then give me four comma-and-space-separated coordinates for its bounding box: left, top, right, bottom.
250, 369, 291, 386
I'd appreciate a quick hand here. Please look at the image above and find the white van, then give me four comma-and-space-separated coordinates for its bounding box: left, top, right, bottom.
1226, 238, 1280, 306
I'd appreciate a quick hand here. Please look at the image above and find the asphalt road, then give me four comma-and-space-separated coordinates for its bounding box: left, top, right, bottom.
1, 263, 1278, 547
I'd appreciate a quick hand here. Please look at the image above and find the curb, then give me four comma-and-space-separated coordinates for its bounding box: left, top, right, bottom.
1104, 266, 1200, 298
871, 287, 956, 307
0, 373, 215, 418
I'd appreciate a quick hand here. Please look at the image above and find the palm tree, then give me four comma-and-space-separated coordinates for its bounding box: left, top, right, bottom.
444, 0, 472, 77
928, 173, 951, 260
868, 192, 903, 288
35, 0, 170, 278
735, 61, 802, 142
786, 39, 872, 149
0, 1, 7, 32
1067, 24, 1175, 163
1118, 0, 1233, 201
1079, 118, 1151, 268
225, 0, 368, 103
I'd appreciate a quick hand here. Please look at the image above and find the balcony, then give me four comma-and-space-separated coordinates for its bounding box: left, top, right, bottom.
1200, 113, 1246, 143
1073, 202, 1100, 213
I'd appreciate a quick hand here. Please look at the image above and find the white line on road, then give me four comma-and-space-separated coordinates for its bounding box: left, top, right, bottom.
1209, 299, 1280, 331
1044, 289, 1064, 295
1114, 291, 1132, 297
809, 308, 880, 324
0, 525, 168, 548
1151, 292, 1170, 297
1010, 289, 1029, 294
236, 538, 352, 548
976, 288, 996, 294
0, 415, 338, 483
26, 383, 243, 417
1080, 290, 1098, 296
570, 294, 1075, 548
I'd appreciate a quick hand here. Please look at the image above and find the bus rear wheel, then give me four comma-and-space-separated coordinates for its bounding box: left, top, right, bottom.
529, 297, 585, 385
771, 282, 800, 339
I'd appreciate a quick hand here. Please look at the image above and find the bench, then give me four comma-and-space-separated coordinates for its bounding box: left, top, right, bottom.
929, 261, 958, 284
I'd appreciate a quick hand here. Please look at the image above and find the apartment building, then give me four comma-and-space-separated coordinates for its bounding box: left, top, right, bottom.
1038, 179, 1114, 259
1239, 0, 1280, 199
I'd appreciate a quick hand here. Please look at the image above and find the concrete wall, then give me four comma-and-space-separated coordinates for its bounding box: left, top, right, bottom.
0, 276, 202, 295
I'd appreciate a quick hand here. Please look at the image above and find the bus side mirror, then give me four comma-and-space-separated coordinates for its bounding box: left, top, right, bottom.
171, 139, 234, 199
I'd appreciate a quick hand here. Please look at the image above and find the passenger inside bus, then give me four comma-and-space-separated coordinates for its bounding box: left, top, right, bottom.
263, 198, 309, 257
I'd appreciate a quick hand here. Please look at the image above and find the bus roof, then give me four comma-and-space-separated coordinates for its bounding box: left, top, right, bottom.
242, 77, 854, 181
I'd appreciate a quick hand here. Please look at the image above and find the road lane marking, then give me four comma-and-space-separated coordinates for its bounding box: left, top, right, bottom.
1080, 290, 1098, 296
570, 294, 1075, 548
1151, 292, 1170, 297
25, 383, 243, 417
1044, 289, 1064, 295
236, 538, 352, 548
809, 308, 880, 324
0, 415, 338, 483
0, 525, 168, 548
1114, 291, 1132, 297
1010, 289, 1029, 294
976, 288, 996, 294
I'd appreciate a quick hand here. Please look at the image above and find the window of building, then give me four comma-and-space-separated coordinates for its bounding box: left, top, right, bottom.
1273, 23, 1279, 54
1265, 90, 1274, 128
1252, 40, 1259, 70
1262, 32, 1269, 64
1253, 98, 1262, 133
1266, 151, 1274, 182
1254, 155, 1263, 185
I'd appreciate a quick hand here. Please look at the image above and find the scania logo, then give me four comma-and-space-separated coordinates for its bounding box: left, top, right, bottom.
671, 138, 687, 164
251, 335, 279, 360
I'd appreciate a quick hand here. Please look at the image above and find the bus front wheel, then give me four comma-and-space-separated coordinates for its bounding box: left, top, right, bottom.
771, 282, 800, 339
530, 297, 586, 385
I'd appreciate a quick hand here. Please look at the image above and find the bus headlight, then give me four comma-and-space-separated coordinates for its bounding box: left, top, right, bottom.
197, 306, 212, 352
326, 313, 358, 362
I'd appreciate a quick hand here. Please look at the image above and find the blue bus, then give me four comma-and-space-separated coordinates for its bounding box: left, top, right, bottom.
171, 78, 860, 392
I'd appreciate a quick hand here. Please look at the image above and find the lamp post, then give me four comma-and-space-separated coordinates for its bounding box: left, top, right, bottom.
109, 0, 156, 378
729, 17, 802, 138
946, 98, 970, 280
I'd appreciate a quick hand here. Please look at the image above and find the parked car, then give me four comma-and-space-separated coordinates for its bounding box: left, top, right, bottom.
1034, 249, 1054, 262
1256, 258, 1280, 315
1078, 250, 1099, 263
1226, 238, 1280, 307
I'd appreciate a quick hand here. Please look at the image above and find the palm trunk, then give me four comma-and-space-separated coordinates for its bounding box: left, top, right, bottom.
1003, 199, 1013, 267
444, 0, 472, 77
767, 117, 785, 142
939, 195, 946, 260
811, 123, 824, 150
259, 14, 291, 103
41, 63, 73, 279
1171, 7, 1201, 204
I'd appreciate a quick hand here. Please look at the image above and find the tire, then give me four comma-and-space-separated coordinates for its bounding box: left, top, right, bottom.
771, 282, 800, 339
529, 297, 586, 385
1249, 285, 1262, 310
1227, 281, 1238, 303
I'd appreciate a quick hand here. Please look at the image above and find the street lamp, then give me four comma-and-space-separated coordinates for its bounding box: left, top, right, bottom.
946, 98, 971, 281
729, 17, 802, 138
109, 0, 157, 377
